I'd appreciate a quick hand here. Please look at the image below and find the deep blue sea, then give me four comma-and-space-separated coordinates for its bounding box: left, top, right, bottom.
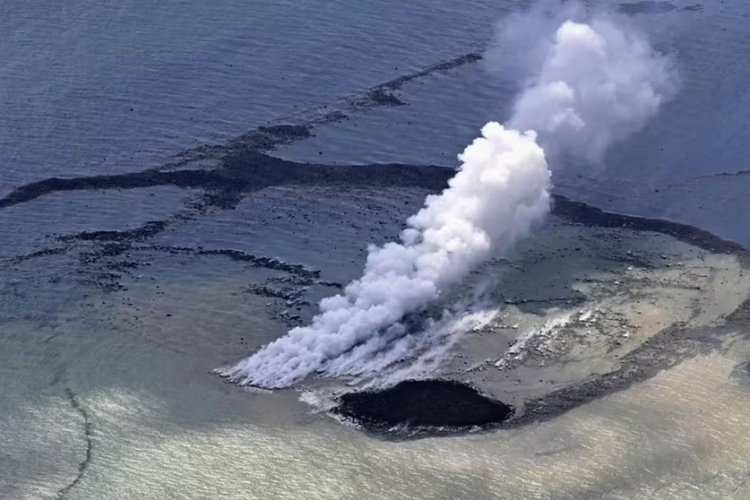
1, 0, 749, 243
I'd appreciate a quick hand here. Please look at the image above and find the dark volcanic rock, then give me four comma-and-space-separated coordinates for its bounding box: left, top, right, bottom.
618, 1, 677, 14
365, 89, 405, 106
617, 1, 702, 14
257, 124, 311, 139
334, 380, 513, 432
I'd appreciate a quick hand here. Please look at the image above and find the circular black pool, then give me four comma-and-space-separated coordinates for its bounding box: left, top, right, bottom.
333, 379, 513, 433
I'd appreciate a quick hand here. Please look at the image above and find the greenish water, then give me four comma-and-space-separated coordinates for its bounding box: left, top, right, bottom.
4, 255, 750, 498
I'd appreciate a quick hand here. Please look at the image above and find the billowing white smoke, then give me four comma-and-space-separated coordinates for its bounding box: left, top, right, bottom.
221, 125, 550, 388
218, 13, 677, 389
509, 18, 677, 161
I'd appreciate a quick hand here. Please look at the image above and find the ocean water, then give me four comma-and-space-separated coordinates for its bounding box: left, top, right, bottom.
3, 0, 750, 240
0, 0, 503, 191
3, 216, 750, 499
2, 0, 750, 498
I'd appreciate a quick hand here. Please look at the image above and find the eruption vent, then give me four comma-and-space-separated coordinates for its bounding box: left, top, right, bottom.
218, 14, 677, 389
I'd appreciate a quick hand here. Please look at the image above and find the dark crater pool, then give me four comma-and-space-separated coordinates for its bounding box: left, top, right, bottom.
333, 380, 513, 434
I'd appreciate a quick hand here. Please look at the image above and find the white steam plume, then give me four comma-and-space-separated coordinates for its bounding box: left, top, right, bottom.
218, 12, 677, 389
508, 17, 677, 161
221, 124, 550, 388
